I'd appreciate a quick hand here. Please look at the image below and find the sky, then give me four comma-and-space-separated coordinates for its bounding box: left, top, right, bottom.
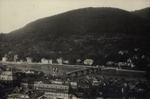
0, 0, 150, 33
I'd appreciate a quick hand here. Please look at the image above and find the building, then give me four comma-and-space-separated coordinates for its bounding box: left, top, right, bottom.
34, 82, 70, 99
0, 71, 17, 82
92, 78, 100, 86
118, 62, 127, 67
26, 57, 33, 63
41, 58, 53, 64
25, 70, 35, 74
6, 94, 29, 99
57, 58, 63, 64
76, 59, 82, 63
70, 82, 78, 89
106, 61, 114, 66
50, 80, 63, 85
2, 57, 7, 62
63, 60, 69, 64
13, 55, 18, 62
127, 58, 132, 63
118, 50, 128, 55
0, 71, 18, 88
84, 59, 94, 65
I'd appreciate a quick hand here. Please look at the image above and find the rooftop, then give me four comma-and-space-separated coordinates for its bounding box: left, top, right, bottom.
7, 94, 29, 99
0, 71, 17, 81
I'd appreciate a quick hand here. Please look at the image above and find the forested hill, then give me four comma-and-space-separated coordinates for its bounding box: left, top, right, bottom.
0, 7, 150, 69
132, 7, 150, 20
3, 7, 150, 41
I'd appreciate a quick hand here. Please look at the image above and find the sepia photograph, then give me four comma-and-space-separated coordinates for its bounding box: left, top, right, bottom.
0, 0, 150, 98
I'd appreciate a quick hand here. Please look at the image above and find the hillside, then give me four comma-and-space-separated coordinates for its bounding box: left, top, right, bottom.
0, 7, 150, 69
132, 7, 150, 20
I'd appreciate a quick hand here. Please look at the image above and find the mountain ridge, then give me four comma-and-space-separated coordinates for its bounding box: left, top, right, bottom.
0, 7, 150, 69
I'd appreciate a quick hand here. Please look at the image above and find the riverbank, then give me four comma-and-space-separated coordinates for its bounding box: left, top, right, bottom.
0, 61, 146, 74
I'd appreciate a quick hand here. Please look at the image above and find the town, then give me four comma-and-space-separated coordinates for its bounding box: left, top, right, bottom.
0, 48, 150, 98
0, 62, 150, 99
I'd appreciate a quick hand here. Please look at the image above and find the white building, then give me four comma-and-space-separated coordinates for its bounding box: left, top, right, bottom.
84, 59, 94, 65
2, 57, 7, 62
70, 82, 77, 89
26, 57, 33, 63
41, 58, 53, 64
57, 58, 63, 64
34, 82, 70, 99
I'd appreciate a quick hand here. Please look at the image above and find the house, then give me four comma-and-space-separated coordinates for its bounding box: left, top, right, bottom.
84, 59, 94, 65
106, 61, 114, 66
130, 63, 135, 68
34, 82, 70, 99
141, 55, 146, 59
25, 70, 34, 74
76, 59, 82, 63
127, 58, 132, 63
133, 55, 138, 59
57, 58, 63, 64
63, 60, 69, 64
118, 62, 127, 66
70, 82, 78, 89
26, 57, 33, 63
118, 50, 128, 55
92, 79, 100, 86
13, 54, 18, 62
41, 58, 53, 64
2, 57, 7, 62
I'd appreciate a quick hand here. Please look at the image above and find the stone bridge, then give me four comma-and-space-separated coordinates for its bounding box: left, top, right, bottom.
66, 67, 101, 77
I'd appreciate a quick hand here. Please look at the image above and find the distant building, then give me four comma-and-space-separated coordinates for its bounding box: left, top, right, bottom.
2, 57, 7, 62
0, 71, 17, 81
141, 55, 146, 59
63, 60, 69, 64
41, 58, 53, 64
118, 50, 128, 55
106, 61, 114, 65
0, 71, 17, 87
34, 82, 70, 99
25, 70, 35, 74
133, 55, 138, 59
26, 57, 33, 63
91, 77, 100, 86
57, 58, 63, 64
84, 59, 94, 65
76, 59, 82, 63
13, 54, 18, 62
127, 58, 132, 63
50, 80, 63, 85
118, 62, 127, 66
70, 82, 78, 89
6, 94, 29, 99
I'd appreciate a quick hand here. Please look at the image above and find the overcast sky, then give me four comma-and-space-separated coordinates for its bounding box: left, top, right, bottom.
0, 0, 150, 33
